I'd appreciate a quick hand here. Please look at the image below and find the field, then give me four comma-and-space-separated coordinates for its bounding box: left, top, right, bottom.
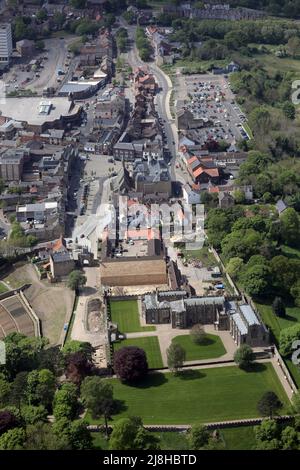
172, 334, 226, 361
110, 300, 155, 333
113, 337, 163, 369
102, 363, 289, 425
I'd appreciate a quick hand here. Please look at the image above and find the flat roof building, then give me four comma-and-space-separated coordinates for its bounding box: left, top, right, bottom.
0, 97, 81, 132
0, 23, 13, 65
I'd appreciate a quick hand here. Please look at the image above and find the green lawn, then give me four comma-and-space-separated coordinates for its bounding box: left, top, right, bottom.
0, 282, 9, 294
110, 300, 155, 333
220, 426, 256, 450
255, 301, 300, 342
172, 334, 226, 361
255, 301, 300, 388
101, 363, 289, 425
113, 337, 163, 369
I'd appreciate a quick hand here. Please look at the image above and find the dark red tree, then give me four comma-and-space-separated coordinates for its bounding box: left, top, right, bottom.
65, 352, 92, 385
0, 410, 18, 435
113, 346, 148, 383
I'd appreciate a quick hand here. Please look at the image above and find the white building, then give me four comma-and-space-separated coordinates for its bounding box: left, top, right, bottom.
182, 184, 201, 204
0, 23, 13, 65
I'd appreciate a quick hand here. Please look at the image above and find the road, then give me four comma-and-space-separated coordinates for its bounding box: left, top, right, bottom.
121, 20, 178, 182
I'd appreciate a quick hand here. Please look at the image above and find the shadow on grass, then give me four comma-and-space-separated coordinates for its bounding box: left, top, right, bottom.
242, 363, 267, 373
125, 372, 168, 389
196, 337, 216, 347
176, 369, 205, 380
111, 399, 127, 415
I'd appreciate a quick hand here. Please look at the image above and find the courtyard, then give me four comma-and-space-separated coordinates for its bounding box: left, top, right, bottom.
171, 333, 226, 362
110, 299, 155, 333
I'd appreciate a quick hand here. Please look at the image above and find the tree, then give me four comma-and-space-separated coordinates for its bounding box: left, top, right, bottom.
291, 281, 300, 307
189, 424, 210, 450
0, 374, 11, 407
62, 340, 93, 361
254, 419, 279, 443
190, 324, 206, 345
80, 377, 114, 437
287, 36, 300, 58
233, 189, 246, 204
67, 270, 87, 292
280, 208, 300, 247
281, 426, 300, 450
3, 332, 47, 380
226, 257, 244, 280
257, 391, 282, 418
35, 40, 45, 51
25, 422, 70, 450
0, 410, 18, 435
52, 12, 66, 29
65, 351, 91, 385
108, 414, 160, 450
234, 344, 254, 370
53, 383, 78, 421
70, 0, 86, 8
10, 371, 28, 412
69, 420, 93, 450
21, 405, 48, 425
282, 101, 296, 120
133, 426, 160, 450
114, 347, 148, 383
36, 9, 48, 22
279, 324, 300, 357
240, 263, 272, 297
166, 343, 186, 373
0, 428, 25, 450
272, 297, 286, 318
26, 369, 56, 409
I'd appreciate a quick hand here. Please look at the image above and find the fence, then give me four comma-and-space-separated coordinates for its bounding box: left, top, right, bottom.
61, 293, 77, 348
273, 345, 298, 395
87, 415, 295, 433
210, 247, 241, 297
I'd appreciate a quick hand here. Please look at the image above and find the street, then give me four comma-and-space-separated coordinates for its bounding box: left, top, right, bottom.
120, 19, 179, 182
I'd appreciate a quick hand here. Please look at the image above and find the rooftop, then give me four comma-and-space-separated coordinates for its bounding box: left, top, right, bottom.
0, 97, 80, 126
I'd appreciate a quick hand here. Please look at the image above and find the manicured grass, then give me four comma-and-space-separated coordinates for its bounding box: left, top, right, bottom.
0, 282, 9, 294
103, 363, 289, 425
114, 337, 163, 369
255, 301, 300, 388
172, 334, 226, 361
220, 426, 256, 450
110, 300, 155, 333
151, 431, 190, 450
255, 301, 300, 342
